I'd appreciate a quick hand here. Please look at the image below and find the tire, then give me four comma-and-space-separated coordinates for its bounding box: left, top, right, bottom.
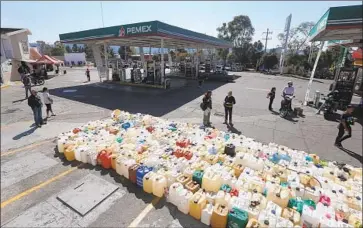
38, 78, 45, 85
279, 109, 288, 118
323, 112, 329, 119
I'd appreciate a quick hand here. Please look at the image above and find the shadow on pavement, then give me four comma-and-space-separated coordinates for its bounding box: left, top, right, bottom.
49, 81, 228, 117
12, 126, 37, 140
227, 124, 241, 135
165, 203, 209, 228
12, 98, 27, 103
339, 147, 363, 164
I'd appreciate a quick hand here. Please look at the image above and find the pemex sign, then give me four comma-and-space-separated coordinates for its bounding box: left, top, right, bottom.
118, 23, 155, 37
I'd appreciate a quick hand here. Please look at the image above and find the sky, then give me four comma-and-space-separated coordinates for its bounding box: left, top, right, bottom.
1, 1, 361, 49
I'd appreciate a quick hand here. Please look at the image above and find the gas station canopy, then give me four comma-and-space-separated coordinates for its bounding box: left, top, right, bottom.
59, 20, 233, 49
308, 5, 362, 42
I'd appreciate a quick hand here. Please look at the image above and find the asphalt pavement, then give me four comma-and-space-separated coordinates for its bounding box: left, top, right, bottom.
1, 68, 362, 227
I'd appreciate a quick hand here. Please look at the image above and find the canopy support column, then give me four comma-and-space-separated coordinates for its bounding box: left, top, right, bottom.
304, 41, 325, 105
168, 49, 172, 71
196, 47, 200, 79
160, 38, 165, 84
103, 42, 109, 81
139, 47, 147, 77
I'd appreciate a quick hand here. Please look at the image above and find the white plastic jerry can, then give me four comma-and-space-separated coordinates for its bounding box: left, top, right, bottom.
301, 204, 320, 228
168, 182, 184, 205
152, 174, 167, 198
201, 203, 214, 226
275, 216, 294, 228
178, 190, 193, 214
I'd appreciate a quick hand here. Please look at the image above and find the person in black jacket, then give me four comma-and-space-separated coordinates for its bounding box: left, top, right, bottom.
335, 105, 355, 148
202, 91, 212, 126
28, 90, 44, 127
223, 91, 236, 125
267, 87, 276, 111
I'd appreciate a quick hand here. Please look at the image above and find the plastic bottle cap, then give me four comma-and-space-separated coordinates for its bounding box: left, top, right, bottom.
272, 209, 276, 214
264, 220, 269, 225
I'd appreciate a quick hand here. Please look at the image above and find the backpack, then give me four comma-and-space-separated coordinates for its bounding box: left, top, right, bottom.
200, 102, 207, 111
22, 76, 30, 86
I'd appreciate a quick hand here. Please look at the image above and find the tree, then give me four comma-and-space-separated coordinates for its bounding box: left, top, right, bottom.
217, 48, 229, 64
72, 44, 79, 53
43, 44, 53, 56
50, 43, 65, 56
277, 22, 315, 54
217, 15, 260, 65
65, 45, 72, 53
84, 44, 93, 59
217, 15, 255, 47
261, 54, 279, 71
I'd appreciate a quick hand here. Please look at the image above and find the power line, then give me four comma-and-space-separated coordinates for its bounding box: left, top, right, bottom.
262, 28, 273, 53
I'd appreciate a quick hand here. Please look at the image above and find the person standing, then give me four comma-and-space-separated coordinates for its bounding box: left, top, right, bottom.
267, 87, 276, 111
335, 105, 355, 148
202, 91, 212, 127
86, 68, 90, 82
28, 90, 44, 127
18, 62, 31, 98
42, 87, 56, 118
22, 74, 32, 99
223, 91, 236, 125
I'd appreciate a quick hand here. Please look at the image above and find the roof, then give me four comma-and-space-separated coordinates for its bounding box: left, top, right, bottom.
59, 21, 232, 49
0, 27, 32, 36
309, 5, 362, 42
327, 39, 363, 48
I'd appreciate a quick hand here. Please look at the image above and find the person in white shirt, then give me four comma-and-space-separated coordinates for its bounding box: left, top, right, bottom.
283, 81, 295, 96
42, 87, 56, 118
281, 81, 295, 111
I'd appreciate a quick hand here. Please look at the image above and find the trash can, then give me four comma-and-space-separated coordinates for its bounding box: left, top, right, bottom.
313, 91, 321, 108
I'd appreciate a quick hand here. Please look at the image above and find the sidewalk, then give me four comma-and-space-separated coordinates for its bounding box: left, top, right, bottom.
1, 120, 86, 152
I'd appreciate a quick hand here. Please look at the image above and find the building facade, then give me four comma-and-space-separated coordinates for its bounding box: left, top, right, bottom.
1, 28, 32, 83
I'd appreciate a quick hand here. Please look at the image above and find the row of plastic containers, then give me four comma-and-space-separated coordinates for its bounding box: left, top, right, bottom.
56, 110, 362, 228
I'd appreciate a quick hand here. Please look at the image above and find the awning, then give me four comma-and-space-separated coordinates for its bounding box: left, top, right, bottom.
327, 39, 363, 48
36, 55, 58, 64
49, 56, 64, 64
59, 20, 233, 49
29, 47, 42, 60
308, 5, 362, 42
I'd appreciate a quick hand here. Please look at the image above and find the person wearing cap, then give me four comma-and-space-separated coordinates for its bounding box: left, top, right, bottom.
335, 105, 355, 147
281, 81, 295, 111
202, 90, 212, 126
28, 90, 44, 127
223, 91, 236, 125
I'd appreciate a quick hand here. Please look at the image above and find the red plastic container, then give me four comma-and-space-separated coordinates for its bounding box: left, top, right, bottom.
230, 188, 239, 197
176, 140, 189, 148
174, 149, 184, 158
184, 151, 193, 160
319, 195, 331, 206
73, 128, 81, 134
97, 150, 112, 169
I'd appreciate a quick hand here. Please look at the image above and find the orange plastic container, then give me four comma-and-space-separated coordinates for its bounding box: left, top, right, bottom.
189, 191, 207, 220
211, 204, 228, 228
64, 145, 76, 161
233, 164, 244, 178
111, 154, 117, 170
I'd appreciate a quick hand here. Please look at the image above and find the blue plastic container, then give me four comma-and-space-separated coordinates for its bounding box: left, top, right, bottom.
136, 166, 153, 188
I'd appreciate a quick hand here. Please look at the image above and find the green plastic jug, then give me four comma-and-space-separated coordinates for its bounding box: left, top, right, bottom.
288, 198, 316, 214
192, 170, 204, 185
220, 184, 232, 193
227, 207, 249, 228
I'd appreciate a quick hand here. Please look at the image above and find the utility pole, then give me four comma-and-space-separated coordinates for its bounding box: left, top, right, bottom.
262, 28, 273, 53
